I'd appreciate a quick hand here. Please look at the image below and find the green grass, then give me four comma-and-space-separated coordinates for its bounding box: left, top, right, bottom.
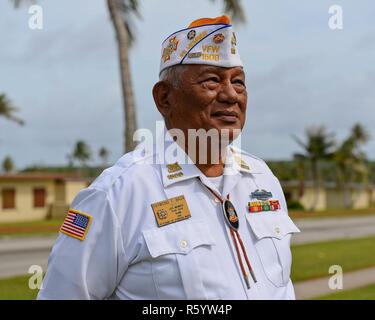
289, 207, 375, 220
0, 218, 63, 228
291, 236, 375, 282
0, 275, 39, 300
0, 218, 63, 237
314, 284, 375, 300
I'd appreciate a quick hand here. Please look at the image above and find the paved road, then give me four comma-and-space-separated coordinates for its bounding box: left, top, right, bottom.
294, 266, 375, 300
0, 236, 56, 278
292, 215, 375, 245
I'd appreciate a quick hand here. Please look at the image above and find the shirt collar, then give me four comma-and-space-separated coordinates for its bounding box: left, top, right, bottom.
157, 130, 202, 188
157, 129, 264, 188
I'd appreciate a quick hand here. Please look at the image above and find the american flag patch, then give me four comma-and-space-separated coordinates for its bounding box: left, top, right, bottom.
60, 209, 92, 241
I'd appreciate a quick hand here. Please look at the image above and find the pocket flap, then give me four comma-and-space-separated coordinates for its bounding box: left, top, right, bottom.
246, 213, 300, 240
142, 220, 216, 258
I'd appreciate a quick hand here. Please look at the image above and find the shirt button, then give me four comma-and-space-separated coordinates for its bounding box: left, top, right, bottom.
180, 240, 188, 249
275, 226, 281, 234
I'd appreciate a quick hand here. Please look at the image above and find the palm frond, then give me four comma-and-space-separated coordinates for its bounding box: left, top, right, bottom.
11, 0, 36, 9
0, 94, 25, 125
209, 0, 246, 24
109, 0, 141, 47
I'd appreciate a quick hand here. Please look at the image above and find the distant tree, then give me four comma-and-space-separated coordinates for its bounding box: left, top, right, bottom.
293, 126, 336, 211
2, 156, 15, 173
0, 94, 24, 125
333, 123, 370, 208
66, 153, 74, 168
293, 153, 306, 198
72, 141, 91, 168
98, 147, 110, 168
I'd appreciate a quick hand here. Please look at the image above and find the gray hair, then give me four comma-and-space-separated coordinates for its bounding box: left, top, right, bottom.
159, 65, 188, 88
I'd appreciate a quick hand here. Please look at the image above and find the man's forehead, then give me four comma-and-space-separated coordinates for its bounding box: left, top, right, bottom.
192, 65, 245, 76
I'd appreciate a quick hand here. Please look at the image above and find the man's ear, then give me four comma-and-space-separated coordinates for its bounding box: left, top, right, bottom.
152, 81, 172, 118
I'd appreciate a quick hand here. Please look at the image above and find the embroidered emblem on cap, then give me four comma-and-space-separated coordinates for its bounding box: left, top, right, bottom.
162, 36, 179, 63
213, 33, 225, 44
187, 29, 196, 40
231, 32, 237, 54
188, 52, 202, 59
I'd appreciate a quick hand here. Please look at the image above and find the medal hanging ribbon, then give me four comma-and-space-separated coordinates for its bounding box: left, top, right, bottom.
198, 178, 257, 289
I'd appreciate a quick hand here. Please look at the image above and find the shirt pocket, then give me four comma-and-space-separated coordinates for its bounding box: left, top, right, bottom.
142, 219, 222, 300
245, 212, 300, 287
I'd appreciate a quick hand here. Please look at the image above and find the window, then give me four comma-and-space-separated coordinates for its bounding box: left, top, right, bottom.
33, 188, 46, 208
2, 188, 15, 209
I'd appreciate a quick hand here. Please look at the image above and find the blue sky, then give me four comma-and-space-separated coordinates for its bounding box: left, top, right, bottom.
0, 0, 374, 169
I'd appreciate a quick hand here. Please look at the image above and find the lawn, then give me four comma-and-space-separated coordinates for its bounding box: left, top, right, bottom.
314, 284, 375, 300
0, 275, 39, 300
0, 218, 63, 238
291, 236, 375, 282
289, 207, 375, 219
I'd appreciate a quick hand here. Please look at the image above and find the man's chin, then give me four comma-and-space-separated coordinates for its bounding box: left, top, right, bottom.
210, 125, 243, 144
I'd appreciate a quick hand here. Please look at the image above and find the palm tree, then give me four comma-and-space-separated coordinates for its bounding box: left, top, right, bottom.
210, 0, 246, 23
293, 153, 306, 198
72, 140, 92, 169
2, 156, 15, 173
99, 146, 110, 167
107, 0, 140, 153
0, 94, 24, 125
351, 123, 370, 145
293, 126, 336, 211
333, 123, 370, 208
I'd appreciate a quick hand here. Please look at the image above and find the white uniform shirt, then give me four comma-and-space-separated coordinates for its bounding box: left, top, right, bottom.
38, 136, 300, 300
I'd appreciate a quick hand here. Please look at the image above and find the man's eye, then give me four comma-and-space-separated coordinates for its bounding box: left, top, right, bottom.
233, 79, 245, 86
204, 77, 220, 83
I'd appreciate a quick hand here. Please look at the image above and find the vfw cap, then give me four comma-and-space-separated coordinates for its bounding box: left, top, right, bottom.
159, 16, 242, 75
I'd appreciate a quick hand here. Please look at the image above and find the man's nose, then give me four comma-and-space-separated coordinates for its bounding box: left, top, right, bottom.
217, 80, 238, 104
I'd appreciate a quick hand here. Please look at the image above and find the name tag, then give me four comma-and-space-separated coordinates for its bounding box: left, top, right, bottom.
151, 195, 191, 227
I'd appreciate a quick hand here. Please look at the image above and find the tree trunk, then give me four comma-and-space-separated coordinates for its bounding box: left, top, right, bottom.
107, 0, 137, 153
310, 159, 319, 211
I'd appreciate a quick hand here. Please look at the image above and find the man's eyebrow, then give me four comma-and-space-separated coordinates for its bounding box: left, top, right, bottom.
197, 67, 245, 77
196, 67, 222, 76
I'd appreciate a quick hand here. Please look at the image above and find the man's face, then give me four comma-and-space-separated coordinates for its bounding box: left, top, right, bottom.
163, 65, 247, 139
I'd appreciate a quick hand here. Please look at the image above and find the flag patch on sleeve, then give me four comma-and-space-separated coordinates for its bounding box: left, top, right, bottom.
60, 209, 92, 241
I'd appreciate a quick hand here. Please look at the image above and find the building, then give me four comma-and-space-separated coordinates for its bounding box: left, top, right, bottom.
282, 181, 375, 211
0, 173, 89, 223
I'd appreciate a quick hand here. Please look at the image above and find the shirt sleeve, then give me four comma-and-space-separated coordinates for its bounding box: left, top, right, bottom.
286, 278, 297, 300
37, 188, 127, 300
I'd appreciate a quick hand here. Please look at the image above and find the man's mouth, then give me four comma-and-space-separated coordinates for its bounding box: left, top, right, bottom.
211, 110, 239, 123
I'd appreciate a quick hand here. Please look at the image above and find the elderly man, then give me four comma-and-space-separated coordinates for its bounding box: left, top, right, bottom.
38, 16, 300, 300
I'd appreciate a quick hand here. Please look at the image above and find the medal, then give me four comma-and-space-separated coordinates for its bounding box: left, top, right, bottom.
222, 199, 239, 231
250, 189, 273, 201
